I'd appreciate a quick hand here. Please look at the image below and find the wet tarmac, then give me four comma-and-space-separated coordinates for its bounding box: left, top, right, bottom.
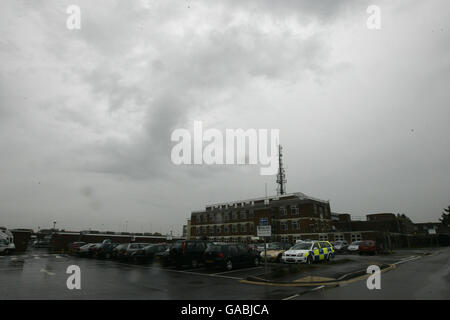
0, 248, 445, 299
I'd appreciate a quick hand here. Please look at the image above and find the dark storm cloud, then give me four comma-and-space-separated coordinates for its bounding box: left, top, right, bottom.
0, 0, 449, 232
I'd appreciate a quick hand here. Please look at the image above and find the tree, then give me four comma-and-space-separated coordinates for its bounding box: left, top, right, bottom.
439, 206, 450, 227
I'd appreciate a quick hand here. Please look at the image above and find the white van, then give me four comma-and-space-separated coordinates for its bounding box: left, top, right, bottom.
0, 227, 16, 255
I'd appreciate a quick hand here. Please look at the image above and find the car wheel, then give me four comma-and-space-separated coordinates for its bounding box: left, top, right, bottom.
307, 255, 313, 265
105, 253, 111, 259
226, 260, 233, 271
326, 254, 330, 262
191, 259, 199, 268
253, 257, 260, 266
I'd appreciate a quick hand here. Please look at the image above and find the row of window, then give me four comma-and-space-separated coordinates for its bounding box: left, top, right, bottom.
195, 205, 304, 223
195, 210, 256, 223
193, 224, 255, 235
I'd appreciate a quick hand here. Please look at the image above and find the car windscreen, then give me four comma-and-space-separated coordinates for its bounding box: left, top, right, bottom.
173, 241, 184, 248
204, 245, 223, 252
266, 243, 283, 250
290, 242, 312, 250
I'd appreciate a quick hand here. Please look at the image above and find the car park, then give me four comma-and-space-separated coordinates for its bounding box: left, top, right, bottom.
203, 243, 260, 271
93, 240, 119, 259
168, 240, 212, 268
281, 241, 335, 264
358, 240, 377, 255
130, 243, 169, 263
77, 243, 99, 257
0, 228, 15, 255
68, 242, 86, 255
112, 243, 148, 260
259, 242, 292, 262
332, 240, 348, 252
32, 237, 51, 248
154, 247, 171, 266
347, 241, 362, 253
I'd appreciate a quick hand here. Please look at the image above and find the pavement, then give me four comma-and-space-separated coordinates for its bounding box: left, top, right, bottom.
0, 247, 448, 299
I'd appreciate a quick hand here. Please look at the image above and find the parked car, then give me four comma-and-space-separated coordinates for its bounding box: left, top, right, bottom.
332, 240, 348, 252
33, 237, 51, 248
0, 228, 15, 255
112, 243, 148, 260
68, 242, 86, 255
93, 240, 119, 259
358, 240, 377, 255
130, 243, 169, 263
168, 240, 212, 268
154, 247, 171, 266
281, 241, 335, 264
347, 241, 362, 253
77, 243, 99, 257
259, 242, 292, 262
203, 243, 260, 271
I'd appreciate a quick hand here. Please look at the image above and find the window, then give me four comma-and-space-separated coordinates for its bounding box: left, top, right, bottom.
281, 236, 289, 243
249, 209, 254, 218
224, 225, 229, 234
319, 234, 328, 241
240, 211, 247, 219
232, 211, 238, 220
291, 206, 299, 215
351, 233, 362, 242
291, 220, 299, 231
209, 226, 214, 234
334, 233, 345, 241
249, 223, 254, 232
280, 221, 288, 231
241, 224, 247, 232
216, 225, 221, 233
224, 212, 230, 221
280, 207, 287, 216
232, 224, 238, 233
196, 215, 201, 223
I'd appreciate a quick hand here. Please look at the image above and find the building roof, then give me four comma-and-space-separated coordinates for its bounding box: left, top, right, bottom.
192, 192, 329, 214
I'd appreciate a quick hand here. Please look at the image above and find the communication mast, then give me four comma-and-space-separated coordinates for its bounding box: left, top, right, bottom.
276, 144, 286, 195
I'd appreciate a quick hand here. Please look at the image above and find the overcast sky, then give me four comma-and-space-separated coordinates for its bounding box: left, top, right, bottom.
1, 0, 449, 234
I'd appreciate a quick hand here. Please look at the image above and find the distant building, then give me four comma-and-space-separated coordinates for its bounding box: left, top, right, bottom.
189, 192, 332, 243
413, 222, 449, 235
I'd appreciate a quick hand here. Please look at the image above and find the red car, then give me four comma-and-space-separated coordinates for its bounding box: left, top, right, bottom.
68, 241, 86, 254
358, 240, 377, 255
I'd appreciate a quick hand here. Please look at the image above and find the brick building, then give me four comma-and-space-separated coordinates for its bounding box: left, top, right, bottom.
189, 192, 332, 243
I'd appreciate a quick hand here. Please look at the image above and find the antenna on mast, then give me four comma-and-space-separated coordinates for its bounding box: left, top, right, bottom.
276, 144, 286, 195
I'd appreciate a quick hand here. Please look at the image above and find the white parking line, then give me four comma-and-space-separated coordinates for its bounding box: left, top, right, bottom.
393, 255, 421, 265
115, 262, 244, 280
213, 266, 263, 275
40, 269, 55, 276
282, 294, 299, 300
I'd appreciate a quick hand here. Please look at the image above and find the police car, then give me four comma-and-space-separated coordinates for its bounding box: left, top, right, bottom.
281, 241, 335, 264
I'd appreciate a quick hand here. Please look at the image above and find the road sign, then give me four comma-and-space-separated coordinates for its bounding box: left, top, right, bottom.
259, 218, 268, 226
257, 225, 271, 237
